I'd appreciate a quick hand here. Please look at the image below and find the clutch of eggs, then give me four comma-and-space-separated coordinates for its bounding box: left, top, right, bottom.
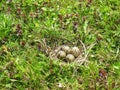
56, 45, 80, 62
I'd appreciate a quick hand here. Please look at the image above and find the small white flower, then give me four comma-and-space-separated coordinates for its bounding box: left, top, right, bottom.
58, 83, 62, 88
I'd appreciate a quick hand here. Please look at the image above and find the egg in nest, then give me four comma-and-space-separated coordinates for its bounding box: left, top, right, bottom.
61, 45, 70, 54
66, 54, 75, 62
70, 46, 80, 57
57, 50, 66, 59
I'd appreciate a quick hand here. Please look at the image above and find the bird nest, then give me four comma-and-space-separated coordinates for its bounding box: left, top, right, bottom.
38, 39, 96, 65
49, 45, 89, 65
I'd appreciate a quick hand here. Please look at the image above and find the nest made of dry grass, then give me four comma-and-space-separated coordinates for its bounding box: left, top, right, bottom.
37, 39, 96, 65
49, 45, 88, 65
